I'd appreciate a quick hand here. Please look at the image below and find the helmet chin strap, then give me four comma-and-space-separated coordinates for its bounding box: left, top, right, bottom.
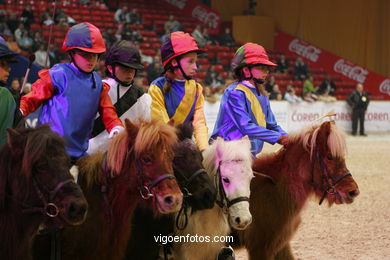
170, 58, 192, 80
243, 67, 265, 96
112, 64, 135, 87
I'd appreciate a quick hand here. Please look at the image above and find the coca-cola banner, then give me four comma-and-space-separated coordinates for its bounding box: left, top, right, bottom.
163, 0, 221, 31
275, 30, 390, 100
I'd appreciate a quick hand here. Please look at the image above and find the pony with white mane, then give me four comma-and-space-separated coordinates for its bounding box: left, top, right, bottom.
173, 136, 254, 260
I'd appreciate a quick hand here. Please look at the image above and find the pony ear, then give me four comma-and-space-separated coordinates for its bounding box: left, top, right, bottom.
317, 121, 331, 155
215, 137, 224, 162
240, 135, 251, 149
168, 119, 175, 126
124, 119, 139, 140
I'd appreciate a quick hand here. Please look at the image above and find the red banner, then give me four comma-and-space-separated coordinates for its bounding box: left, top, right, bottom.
275, 30, 390, 100
163, 0, 221, 32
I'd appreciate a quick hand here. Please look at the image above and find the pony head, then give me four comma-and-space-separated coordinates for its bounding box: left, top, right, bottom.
291, 120, 360, 205
0, 125, 88, 225
107, 119, 183, 214
173, 123, 216, 210
203, 136, 254, 230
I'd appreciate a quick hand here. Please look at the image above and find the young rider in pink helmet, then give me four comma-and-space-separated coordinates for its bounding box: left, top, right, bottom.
148, 31, 209, 151
211, 43, 289, 156
19, 22, 123, 162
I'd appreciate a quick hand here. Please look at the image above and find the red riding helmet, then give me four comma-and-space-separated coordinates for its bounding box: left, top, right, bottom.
231, 43, 276, 72
161, 31, 206, 68
61, 22, 106, 54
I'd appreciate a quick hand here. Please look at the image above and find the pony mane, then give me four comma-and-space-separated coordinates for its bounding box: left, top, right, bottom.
289, 122, 347, 160
203, 138, 253, 177
106, 119, 178, 175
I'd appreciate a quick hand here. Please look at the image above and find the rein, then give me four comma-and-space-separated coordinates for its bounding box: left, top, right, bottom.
215, 160, 249, 212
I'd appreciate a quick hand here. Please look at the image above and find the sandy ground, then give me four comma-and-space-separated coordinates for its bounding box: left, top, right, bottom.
235, 134, 390, 260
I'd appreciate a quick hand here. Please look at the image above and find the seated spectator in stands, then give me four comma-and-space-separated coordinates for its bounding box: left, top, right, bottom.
9, 78, 21, 101
317, 91, 337, 102
164, 15, 181, 33
130, 29, 143, 44
126, 8, 142, 24
14, 23, 24, 42
294, 57, 308, 80
284, 84, 302, 104
303, 92, 316, 103
192, 25, 207, 48
102, 27, 117, 48
276, 54, 289, 74
265, 75, 276, 93
161, 29, 171, 43
33, 31, 45, 52
42, 13, 54, 26
18, 31, 34, 52
20, 4, 34, 30
218, 27, 235, 47
0, 23, 11, 37
303, 74, 318, 101
34, 44, 49, 67
6, 35, 21, 53
114, 6, 128, 23
54, 8, 67, 24
47, 43, 59, 65
319, 75, 336, 96
139, 47, 153, 65
120, 23, 133, 41
7, 12, 19, 33
205, 69, 225, 89
146, 56, 163, 84
40, 8, 51, 23
269, 84, 283, 100
204, 86, 218, 103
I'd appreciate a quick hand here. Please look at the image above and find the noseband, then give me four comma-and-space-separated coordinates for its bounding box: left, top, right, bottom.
215, 160, 250, 212
310, 151, 352, 205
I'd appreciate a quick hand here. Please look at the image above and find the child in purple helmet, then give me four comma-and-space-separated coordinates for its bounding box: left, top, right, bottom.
149, 31, 208, 151
20, 22, 123, 161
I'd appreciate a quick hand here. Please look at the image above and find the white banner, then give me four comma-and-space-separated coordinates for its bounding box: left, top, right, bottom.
204, 101, 390, 135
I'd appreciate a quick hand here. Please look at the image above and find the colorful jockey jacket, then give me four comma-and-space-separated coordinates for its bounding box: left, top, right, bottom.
87, 77, 151, 154
20, 63, 123, 158
149, 76, 208, 150
211, 81, 287, 155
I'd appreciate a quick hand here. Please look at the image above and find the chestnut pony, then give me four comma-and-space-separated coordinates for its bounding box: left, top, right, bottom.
0, 125, 87, 260
239, 121, 360, 259
33, 119, 183, 260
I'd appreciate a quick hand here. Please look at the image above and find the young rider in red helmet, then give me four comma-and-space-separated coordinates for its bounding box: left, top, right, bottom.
148, 31, 209, 151
211, 43, 289, 156
19, 22, 123, 163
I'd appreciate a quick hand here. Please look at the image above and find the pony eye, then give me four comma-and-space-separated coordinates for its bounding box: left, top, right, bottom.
222, 177, 230, 184
327, 155, 334, 160
142, 157, 152, 164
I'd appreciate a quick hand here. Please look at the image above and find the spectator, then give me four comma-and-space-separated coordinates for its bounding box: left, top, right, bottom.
17, 31, 34, 52
192, 25, 206, 48
5, 35, 21, 53
0, 22, 11, 37
14, 23, 24, 42
126, 8, 142, 24
284, 84, 302, 104
265, 75, 276, 93
42, 13, 54, 26
102, 27, 117, 48
347, 83, 369, 136
120, 23, 133, 41
218, 27, 235, 47
6, 12, 19, 33
205, 68, 225, 89
269, 84, 282, 100
130, 29, 143, 44
164, 15, 181, 33
275, 54, 289, 74
204, 86, 217, 103
161, 29, 170, 43
47, 43, 60, 65
114, 6, 128, 23
319, 75, 336, 96
54, 8, 67, 24
33, 31, 45, 52
146, 56, 162, 84
20, 4, 34, 30
303, 92, 316, 103
34, 44, 49, 67
294, 57, 308, 80
9, 78, 21, 101
303, 74, 318, 100
40, 8, 51, 24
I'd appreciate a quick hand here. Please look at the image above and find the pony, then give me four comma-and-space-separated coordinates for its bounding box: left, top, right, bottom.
173, 136, 254, 260
32, 119, 183, 260
238, 121, 360, 260
0, 125, 88, 260
125, 123, 217, 260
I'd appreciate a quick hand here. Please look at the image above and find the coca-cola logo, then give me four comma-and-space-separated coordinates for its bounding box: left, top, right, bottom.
333, 59, 368, 83
379, 79, 390, 96
192, 6, 220, 28
288, 39, 321, 62
165, 0, 187, 9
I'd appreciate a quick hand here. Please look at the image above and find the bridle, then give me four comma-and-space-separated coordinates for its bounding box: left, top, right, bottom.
310, 151, 352, 205
215, 160, 250, 212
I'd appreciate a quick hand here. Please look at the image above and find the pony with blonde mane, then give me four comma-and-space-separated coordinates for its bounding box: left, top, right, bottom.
173, 136, 253, 260
238, 121, 360, 259
33, 119, 183, 260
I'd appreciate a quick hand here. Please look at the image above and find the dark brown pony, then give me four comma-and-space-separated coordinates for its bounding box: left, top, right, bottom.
239, 121, 360, 260
0, 125, 88, 260
33, 119, 183, 260
125, 123, 217, 260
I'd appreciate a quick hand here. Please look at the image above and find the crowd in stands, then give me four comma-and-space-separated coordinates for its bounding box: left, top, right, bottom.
0, 0, 340, 104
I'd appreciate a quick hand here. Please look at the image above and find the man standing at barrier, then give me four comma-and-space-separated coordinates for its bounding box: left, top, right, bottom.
347, 83, 369, 136
211, 43, 289, 156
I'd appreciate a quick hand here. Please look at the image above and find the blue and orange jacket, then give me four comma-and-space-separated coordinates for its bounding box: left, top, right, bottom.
211, 81, 287, 155
20, 63, 123, 158
148, 76, 208, 150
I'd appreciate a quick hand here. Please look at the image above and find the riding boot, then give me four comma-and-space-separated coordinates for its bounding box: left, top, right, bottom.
217, 245, 235, 260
